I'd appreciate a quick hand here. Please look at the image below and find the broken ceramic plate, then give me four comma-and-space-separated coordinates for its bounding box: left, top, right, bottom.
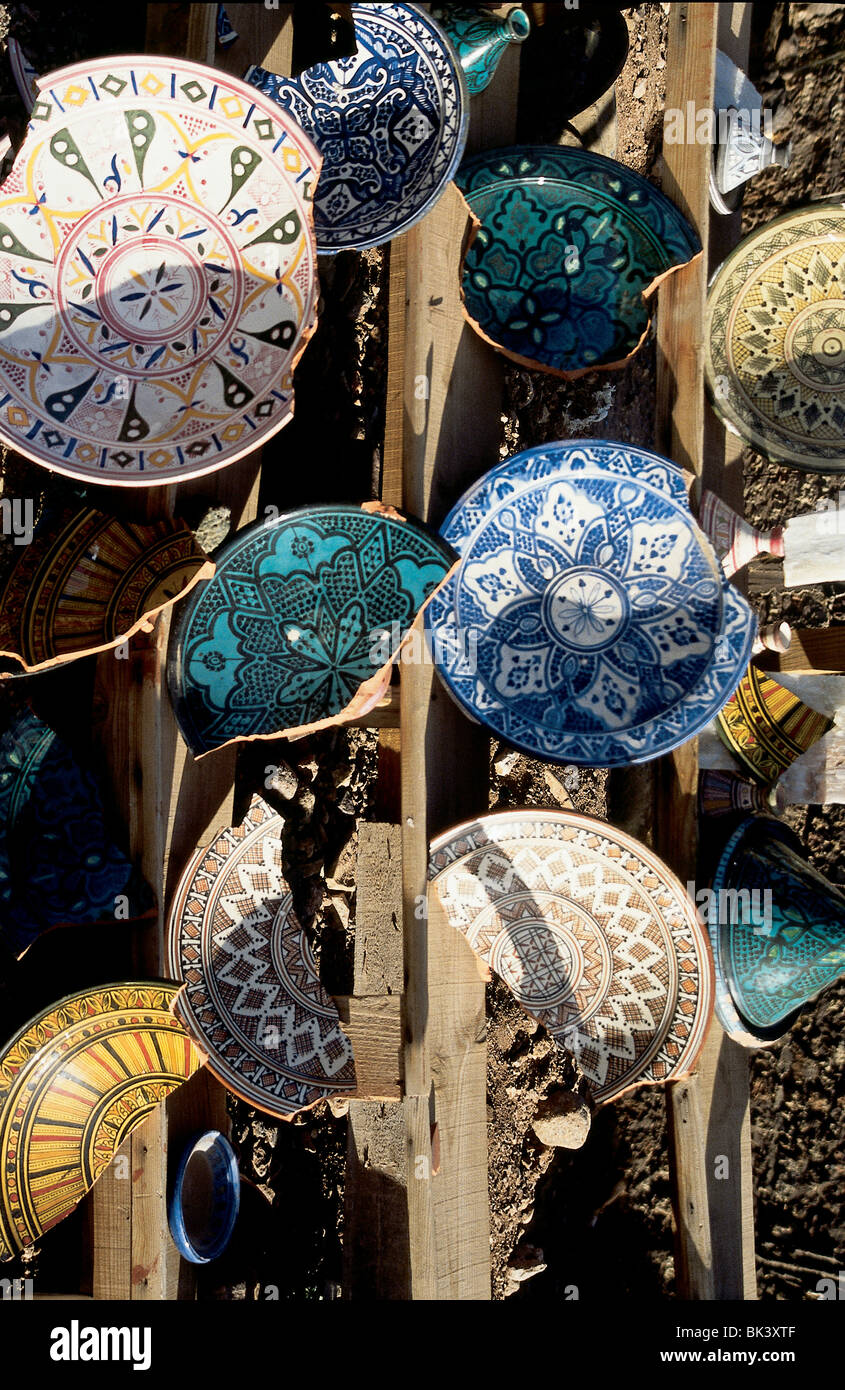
0, 54, 320, 486
245, 2, 468, 253
0, 707, 153, 958
426, 440, 756, 766
429, 810, 713, 1105
166, 796, 356, 1119
168, 1129, 240, 1264
456, 145, 700, 376
716, 665, 833, 785
698, 769, 778, 819
168, 503, 456, 757
5, 36, 38, 111
704, 200, 845, 471
0, 982, 202, 1261
710, 50, 790, 216
0, 504, 213, 674
708, 815, 845, 1047
697, 489, 784, 578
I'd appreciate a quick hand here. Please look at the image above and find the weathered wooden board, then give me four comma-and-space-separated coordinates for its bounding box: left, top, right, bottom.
358, 10, 525, 1301
88, 1, 293, 1301
756, 628, 845, 676
655, 1, 757, 1302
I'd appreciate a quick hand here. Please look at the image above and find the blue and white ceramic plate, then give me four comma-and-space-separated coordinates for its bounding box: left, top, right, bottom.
456, 146, 700, 376
245, 3, 469, 253
426, 441, 757, 767
168, 504, 456, 756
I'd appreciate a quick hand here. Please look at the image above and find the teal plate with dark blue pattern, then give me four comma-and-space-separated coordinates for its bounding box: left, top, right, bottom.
457, 145, 700, 377
168, 504, 456, 756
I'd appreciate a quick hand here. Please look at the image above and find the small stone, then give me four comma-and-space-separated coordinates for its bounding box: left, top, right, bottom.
493, 749, 520, 778
633, 78, 648, 100
543, 768, 573, 807
193, 505, 231, 552
265, 760, 299, 800
531, 1089, 592, 1150
325, 893, 350, 931
507, 1243, 547, 1283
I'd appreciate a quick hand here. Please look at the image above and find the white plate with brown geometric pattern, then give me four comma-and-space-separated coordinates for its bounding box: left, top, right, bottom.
704, 199, 845, 472
166, 795, 356, 1119
428, 811, 714, 1105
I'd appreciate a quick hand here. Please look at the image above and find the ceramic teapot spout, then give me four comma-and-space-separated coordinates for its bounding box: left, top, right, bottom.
434, 5, 531, 95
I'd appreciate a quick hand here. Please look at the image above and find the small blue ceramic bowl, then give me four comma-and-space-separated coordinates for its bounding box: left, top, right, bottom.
168, 1130, 240, 1264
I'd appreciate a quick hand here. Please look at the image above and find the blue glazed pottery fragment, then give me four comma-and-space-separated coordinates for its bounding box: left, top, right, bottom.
168, 504, 456, 756
216, 4, 238, 48
169, 1130, 241, 1264
425, 441, 756, 767
456, 145, 701, 376
0, 708, 153, 957
245, 2, 469, 252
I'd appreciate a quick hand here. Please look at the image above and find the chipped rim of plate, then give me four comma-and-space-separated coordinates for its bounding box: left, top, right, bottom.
428, 807, 715, 1105
0, 54, 322, 487
426, 440, 757, 767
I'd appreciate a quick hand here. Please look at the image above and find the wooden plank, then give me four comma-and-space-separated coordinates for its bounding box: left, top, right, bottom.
354, 823, 404, 994
90, 1, 295, 1301
336, 996, 403, 1101
756, 628, 845, 675
344, 824, 408, 1298
344, 1102, 411, 1299
391, 22, 524, 1299
426, 891, 490, 1299
655, 3, 717, 474
655, 2, 757, 1303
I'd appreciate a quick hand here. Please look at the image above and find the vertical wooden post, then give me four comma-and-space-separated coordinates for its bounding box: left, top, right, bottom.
89, 1, 294, 1301
656, 1, 757, 1301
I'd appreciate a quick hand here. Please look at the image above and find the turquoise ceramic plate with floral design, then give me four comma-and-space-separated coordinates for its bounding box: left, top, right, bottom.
168, 505, 455, 756
456, 146, 700, 377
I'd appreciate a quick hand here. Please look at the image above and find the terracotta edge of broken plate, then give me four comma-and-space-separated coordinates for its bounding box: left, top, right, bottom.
0, 554, 217, 676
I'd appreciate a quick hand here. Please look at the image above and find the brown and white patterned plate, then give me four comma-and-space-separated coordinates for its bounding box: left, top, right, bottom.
166, 795, 356, 1118
428, 811, 713, 1104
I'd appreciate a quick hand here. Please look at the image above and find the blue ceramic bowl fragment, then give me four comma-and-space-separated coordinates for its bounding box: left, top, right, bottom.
245, 2, 469, 253
0, 708, 153, 957
456, 146, 701, 376
168, 1130, 240, 1265
426, 441, 756, 767
168, 504, 456, 756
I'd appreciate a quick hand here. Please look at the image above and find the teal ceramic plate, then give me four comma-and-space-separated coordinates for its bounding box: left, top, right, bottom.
168, 504, 455, 755
457, 145, 700, 376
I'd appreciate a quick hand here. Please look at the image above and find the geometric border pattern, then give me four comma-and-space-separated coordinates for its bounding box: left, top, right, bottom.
429, 811, 714, 1105
0, 982, 201, 1260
